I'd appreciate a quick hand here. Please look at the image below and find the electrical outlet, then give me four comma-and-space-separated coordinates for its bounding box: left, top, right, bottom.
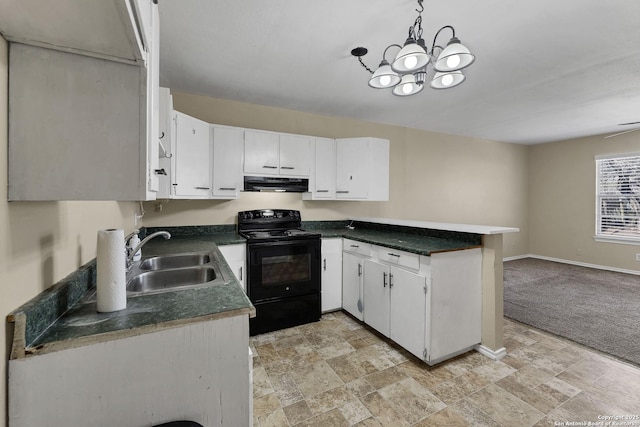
636, 253, 640, 261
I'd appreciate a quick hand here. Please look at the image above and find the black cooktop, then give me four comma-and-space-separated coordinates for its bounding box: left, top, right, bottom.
237, 209, 321, 242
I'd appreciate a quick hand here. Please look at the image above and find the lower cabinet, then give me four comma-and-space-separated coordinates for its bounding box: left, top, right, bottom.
356, 243, 482, 365
321, 239, 343, 312
342, 252, 366, 321
363, 259, 428, 360
8, 316, 251, 427
218, 243, 246, 291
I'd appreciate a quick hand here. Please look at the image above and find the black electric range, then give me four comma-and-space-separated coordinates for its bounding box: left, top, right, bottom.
238, 209, 321, 335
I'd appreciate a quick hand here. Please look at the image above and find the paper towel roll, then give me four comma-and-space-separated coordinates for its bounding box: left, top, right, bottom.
96, 228, 127, 312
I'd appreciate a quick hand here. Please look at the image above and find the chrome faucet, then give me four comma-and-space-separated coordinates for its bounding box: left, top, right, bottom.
127, 231, 171, 265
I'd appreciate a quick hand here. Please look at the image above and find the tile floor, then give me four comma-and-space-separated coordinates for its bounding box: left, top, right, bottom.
250, 311, 640, 426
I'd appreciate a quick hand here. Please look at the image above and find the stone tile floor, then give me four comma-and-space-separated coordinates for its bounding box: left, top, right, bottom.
250, 311, 640, 426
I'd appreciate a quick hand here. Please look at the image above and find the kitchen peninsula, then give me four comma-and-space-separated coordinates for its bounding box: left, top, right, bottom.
306, 217, 519, 363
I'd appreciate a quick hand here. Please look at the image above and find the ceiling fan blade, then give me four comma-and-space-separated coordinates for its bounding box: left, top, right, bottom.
604, 127, 640, 139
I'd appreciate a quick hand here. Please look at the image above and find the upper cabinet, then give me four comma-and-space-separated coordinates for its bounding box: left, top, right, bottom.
6, 0, 160, 201
172, 112, 211, 199
0, 0, 150, 65
211, 125, 244, 199
336, 138, 389, 201
244, 130, 312, 177
160, 98, 244, 200
304, 138, 336, 200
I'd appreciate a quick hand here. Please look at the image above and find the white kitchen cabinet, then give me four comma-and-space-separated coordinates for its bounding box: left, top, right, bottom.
389, 265, 428, 359
363, 259, 391, 336
172, 112, 211, 198
342, 239, 371, 321
244, 130, 280, 174
218, 244, 246, 291
303, 137, 336, 200
336, 137, 389, 201
6, 0, 161, 201
156, 87, 174, 199
279, 134, 312, 176
9, 316, 251, 427
0, 0, 149, 65
144, 0, 160, 194
342, 252, 365, 321
244, 129, 312, 177
211, 126, 244, 199
358, 244, 482, 365
321, 238, 343, 312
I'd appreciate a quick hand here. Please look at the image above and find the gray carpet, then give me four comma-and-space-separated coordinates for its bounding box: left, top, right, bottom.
504, 258, 640, 366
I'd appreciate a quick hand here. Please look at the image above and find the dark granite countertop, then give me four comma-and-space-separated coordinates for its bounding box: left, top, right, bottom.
8, 234, 253, 359
8, 220, 482, 359
304, 226, 481, 255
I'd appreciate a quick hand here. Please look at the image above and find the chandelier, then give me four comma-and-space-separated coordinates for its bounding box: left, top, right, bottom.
351, 0, 475, 96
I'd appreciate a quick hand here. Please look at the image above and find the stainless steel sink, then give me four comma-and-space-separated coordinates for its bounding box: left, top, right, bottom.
139, 253, 211, 271
126, 251, 227, 296
128, 266, 218, 293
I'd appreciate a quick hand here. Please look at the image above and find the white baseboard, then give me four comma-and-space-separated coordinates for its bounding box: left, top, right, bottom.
475, 345, 507, 361
502, 254, 640, 276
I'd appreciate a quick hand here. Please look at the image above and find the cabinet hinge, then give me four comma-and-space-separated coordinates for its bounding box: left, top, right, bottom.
423, 349, 428, 361
423, 285, 427, 294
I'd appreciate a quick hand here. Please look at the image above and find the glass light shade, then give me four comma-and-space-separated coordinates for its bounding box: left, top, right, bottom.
392, 74, 424, 96
391, 38, 429, 73
429, 70, 466, 89
434, 37, 475, 72
368, 61, 401, 89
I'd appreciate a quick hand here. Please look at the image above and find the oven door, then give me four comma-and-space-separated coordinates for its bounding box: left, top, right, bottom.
246, 238, 321, 302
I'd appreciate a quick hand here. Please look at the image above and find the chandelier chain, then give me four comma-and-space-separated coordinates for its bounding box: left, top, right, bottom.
357, 56, 374, 74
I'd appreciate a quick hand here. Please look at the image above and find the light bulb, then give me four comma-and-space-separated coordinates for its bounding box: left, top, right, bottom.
441, 74, 454, 86
402, 83, 413, 94
446, 54, 461, 69
404, 55, 418, 70
380, 75, 391, 87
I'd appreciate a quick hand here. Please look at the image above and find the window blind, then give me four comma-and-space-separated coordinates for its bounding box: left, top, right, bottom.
596, 153, 640, 240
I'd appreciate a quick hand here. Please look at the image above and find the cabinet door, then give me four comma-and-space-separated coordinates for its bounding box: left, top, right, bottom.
389, 266, 426, 360
313, 138, 336, 198
145, 0, 160, 194
244, 130, 279, 174
212, 126, 244, 198
336, 138, 369, 199
279, 134, 312, 176
342, 252, 364, 321
156, 87, 173, 198
321, 239, 343, 312
218, 244, 246, 291
8, 44, 147, 201
173, 112, 211, 198
363, 259, 391, 337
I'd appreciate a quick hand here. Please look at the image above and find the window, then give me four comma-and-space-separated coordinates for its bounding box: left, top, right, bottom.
596, 153, 640, 243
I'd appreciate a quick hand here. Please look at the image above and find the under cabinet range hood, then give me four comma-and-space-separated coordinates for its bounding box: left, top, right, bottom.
243, 176, 309, 192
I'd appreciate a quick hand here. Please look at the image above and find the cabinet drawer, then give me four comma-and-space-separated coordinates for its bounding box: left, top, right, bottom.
343, 239, 371, 256
376, 246, 420, 270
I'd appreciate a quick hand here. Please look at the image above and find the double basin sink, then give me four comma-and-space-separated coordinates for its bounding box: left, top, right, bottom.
126, 250, 227, 296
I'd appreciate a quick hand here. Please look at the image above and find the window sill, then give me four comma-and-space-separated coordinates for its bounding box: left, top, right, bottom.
593, 235, 640, 246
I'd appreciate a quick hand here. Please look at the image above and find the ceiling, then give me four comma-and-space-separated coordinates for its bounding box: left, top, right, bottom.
157, 0, 640, 145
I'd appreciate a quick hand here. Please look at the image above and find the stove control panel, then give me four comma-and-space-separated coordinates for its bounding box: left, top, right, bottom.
238, 209, 300, 222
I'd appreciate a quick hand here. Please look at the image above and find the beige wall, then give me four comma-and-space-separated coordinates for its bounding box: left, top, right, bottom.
0, 38, 139, 427
143, 91, 529, 256
529, 132, 640, 272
